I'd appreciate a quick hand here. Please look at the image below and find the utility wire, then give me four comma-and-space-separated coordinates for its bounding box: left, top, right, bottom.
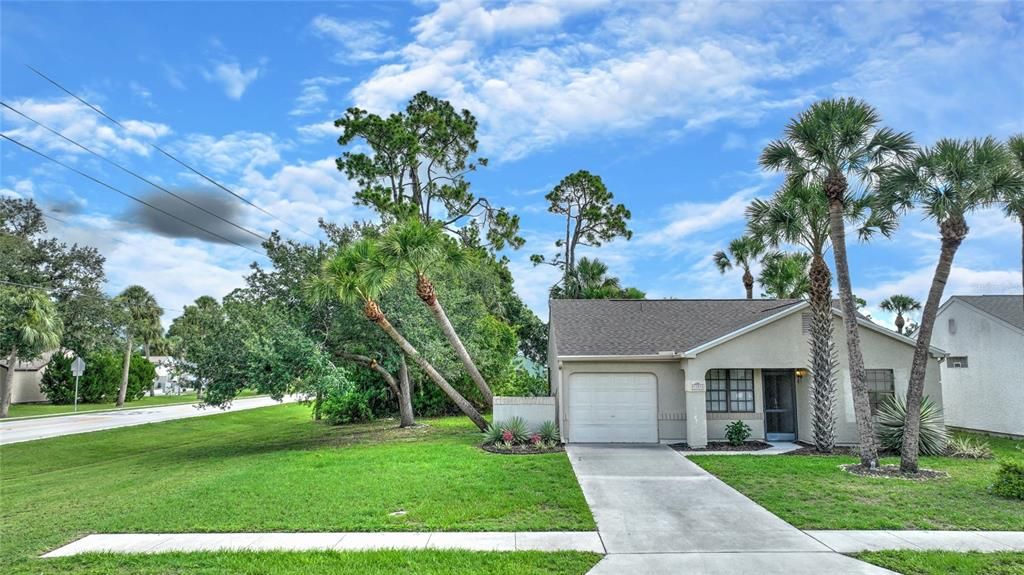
41, 211, 135, 249
2, 101, 267, 244
0, 134, 264, 256
0, 278, 170, 313
26, 65, 319, 240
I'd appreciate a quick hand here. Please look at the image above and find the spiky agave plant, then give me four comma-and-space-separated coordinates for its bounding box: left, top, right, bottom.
876, 394, 949, 456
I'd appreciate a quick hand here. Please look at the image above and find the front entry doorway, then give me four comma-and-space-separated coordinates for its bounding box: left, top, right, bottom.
763, 369, 797, 441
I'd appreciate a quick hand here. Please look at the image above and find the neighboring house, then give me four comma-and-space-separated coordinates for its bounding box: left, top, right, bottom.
548, 299, 946, 447
0, 351, 56, 404
932, 295, 1024, 438
147, 356, 185, 394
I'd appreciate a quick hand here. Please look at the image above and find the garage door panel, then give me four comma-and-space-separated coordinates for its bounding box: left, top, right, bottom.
567, 373, 657, 443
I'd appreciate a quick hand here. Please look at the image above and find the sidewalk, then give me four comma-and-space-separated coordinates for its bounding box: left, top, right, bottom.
807, 530, 1024, 553
42, 532, 606, 557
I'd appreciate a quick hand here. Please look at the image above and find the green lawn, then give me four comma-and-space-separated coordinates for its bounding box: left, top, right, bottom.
856, 551, 1024, 575
0, 404, 597, 574
6, 390, 262, 419
690, 433, 1024, 530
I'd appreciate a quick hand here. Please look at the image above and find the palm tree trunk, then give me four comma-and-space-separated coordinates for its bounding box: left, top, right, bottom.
366, 303, 487, 431
895, 313, 905, 335
419, 274, 493, 405
825, 171, 879, 468
398, 355, 415, 428
145, 342, 155, 397
901, 221, 965, 473
117, 335, 132, 407
1019, 217, 1023, 311
743, 268, 754, 299
808, 254, 837, 452
1, 346, 16, 418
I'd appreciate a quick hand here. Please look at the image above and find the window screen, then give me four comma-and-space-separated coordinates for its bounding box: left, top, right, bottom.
705, 369, 754, 413
865, 369, 895, 414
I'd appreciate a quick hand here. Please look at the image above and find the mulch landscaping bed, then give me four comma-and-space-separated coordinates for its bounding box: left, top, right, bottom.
784, 443, 898, 457
671, 441, 772, 452
481, 444, 565, 455
840, 463, 949, 481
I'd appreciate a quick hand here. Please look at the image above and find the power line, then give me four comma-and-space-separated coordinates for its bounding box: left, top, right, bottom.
41, 211, 134, 249
0, 133, 264, 256
26, 65, 319, 240
0, 279, 170, 313
2, 101, 268, 244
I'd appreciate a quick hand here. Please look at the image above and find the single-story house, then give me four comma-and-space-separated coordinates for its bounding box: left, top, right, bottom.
548, 299, 946, 447
0, 351, 56, 404
931, 295, 1024, 438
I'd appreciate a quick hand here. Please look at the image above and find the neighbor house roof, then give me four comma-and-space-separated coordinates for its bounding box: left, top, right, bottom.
0, 350, 59, 371
949, 295, 1024, 331
549, 299, 803, 356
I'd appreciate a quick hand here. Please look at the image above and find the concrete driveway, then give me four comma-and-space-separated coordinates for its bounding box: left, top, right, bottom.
567, 444, 896, 574
0, 395, 296, 445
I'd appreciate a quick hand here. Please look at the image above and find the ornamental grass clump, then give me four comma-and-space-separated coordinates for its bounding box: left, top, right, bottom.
876, 394, 949, 456
946, 436, 993, 459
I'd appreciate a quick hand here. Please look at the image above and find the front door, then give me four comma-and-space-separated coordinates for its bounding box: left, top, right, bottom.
763, 370, 796, 441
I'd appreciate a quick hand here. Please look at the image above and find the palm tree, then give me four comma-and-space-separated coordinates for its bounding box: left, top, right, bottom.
748, 182, 891, 452
381, 218, 494, 406
0, 287, 63, 418
880, 137, 1022, 472
761, 98, 914, 469
757, 252, 811, 299
879, 295, 921, 335
313, 238, 488, 431
115, 285, 161, 407
137, 316, 164, 396
1005, 134, 1024, 305
552, 257, 642, 299
713, 235, 767, 299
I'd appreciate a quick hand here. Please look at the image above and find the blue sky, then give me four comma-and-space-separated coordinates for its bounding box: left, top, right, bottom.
2, 1, 1022, 329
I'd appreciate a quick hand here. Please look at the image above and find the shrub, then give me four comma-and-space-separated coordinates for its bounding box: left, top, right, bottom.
538, 420, 559, 444
320, 371, 373, 425
946, 436, 993, 459
40, 350, 155, 404
875, 394, 949, 456
725, 420, 751, 446
500, 416, 529, 444
39, 353, 75, 404
992, 459, 1024, 500
482, 424, 505, 446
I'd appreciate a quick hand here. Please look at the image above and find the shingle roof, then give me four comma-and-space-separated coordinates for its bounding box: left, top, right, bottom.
954, 295, 1024, 330
549, 299, 803, 356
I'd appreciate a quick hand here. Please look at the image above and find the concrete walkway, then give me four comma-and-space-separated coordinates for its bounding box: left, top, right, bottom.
807, 530, 1024, 553
0, 396, 297, 445
42, 531, 605, 557
567, 444, 895, 574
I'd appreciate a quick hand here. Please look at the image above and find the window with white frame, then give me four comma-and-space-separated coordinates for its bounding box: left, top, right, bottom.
705, 369, 755, 413
948, 356, 969, 368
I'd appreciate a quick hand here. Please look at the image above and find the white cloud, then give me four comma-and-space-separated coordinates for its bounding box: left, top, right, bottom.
412, 0, 603, 45
174, 131, 282, 175
1, 96, 170, 158
202, 61, 263, 100
290, 76, 347, 116
637, 186, 761, 252
296, 120, 341, 141
1, 178, 35, 199
721, 132, 747, 151
310, 15, 398, 62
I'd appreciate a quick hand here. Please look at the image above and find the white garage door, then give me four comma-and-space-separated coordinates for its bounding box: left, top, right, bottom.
567, 373, 658, 443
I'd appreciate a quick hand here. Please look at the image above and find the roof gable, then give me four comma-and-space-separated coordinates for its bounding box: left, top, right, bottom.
949, 295, 1024, 332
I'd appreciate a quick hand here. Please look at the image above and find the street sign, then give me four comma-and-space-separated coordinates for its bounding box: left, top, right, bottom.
72, 357, 86, 377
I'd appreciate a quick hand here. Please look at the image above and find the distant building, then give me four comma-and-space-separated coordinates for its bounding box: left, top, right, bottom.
0, 351, 57, 404
932, 295, 1024, 438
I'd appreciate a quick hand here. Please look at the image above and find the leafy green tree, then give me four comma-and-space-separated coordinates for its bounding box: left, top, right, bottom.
41, 349, 155, 404
113, 286, 161, 407
880, 137, 1022, 473
382, 217, 495, 405
335, 91, 522, 250
313, 239, 488, 430
551, 257, 645, 299
757, 252, 811, 299
1, 198, 116, 355
1005, 134, 1024, 303
761, 98, 915, 469
531, 171, 632, 297
713, 235, 767, 299
879, 295, 922, 335
0, 286, 63, 417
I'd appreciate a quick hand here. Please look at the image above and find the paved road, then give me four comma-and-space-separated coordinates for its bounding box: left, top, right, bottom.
0, 396, 297, 445
567, 444, 896, 574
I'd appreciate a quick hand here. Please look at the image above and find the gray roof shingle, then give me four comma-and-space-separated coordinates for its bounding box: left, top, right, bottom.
550, 299, 803, 356
954, 295, 1024, 330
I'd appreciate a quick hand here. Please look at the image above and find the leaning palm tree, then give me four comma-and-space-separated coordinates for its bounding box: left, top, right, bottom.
115, 285, 161, 407
1005, 134, 1024, 305
880, 137, 1023, 473
760, 98, 915, 469
0, 287, 63, 418
381, 218, 494, 406
313, 238, 488, 431
757, 252, 811, 299
879, 295, 921, 335
713, 235, 767, 299
748, 182, 893, 452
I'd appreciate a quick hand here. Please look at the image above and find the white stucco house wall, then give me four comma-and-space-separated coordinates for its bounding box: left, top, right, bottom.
548, 299, 946, 447
0, 351, 58, 404
932, 295, 1024, 438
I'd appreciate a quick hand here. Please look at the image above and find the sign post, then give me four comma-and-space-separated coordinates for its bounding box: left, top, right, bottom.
71, 356, 86, 412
